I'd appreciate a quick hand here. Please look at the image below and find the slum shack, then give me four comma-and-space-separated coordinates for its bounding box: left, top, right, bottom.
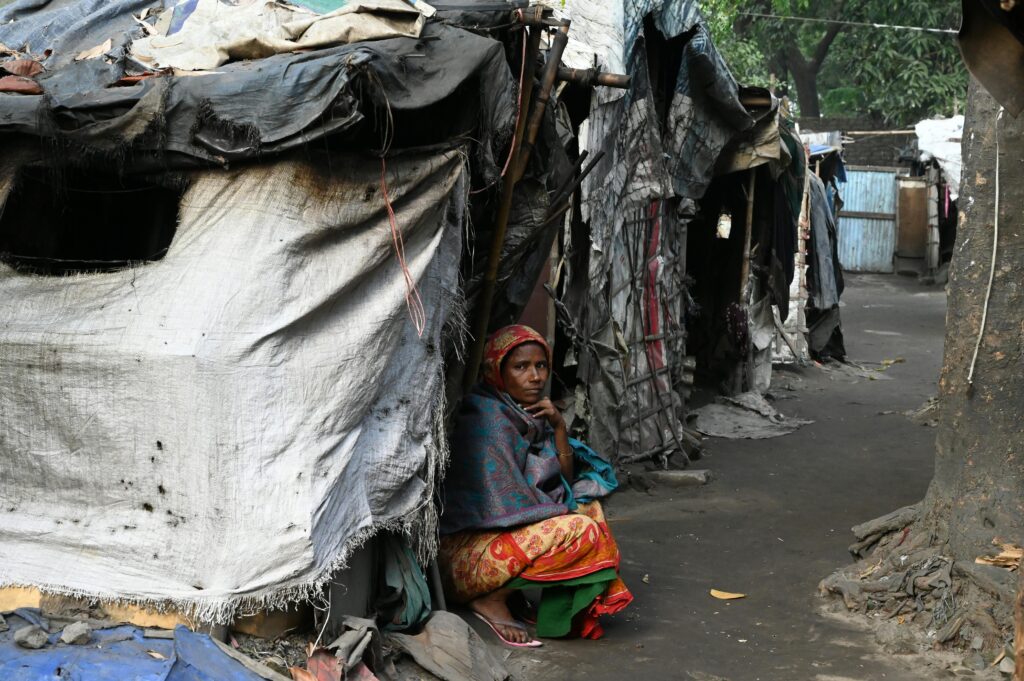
0, 0, 546, 632
0, 0, 819, 674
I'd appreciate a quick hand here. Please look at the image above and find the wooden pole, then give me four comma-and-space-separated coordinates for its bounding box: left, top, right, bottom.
461, 25, 544, 392
739, 169, 757, 304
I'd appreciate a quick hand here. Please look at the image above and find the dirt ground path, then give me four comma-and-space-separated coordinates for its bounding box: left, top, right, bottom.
500, 274, 969, 681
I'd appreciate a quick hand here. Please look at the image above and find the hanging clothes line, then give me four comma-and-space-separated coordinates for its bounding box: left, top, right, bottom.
736, 11, 958, 36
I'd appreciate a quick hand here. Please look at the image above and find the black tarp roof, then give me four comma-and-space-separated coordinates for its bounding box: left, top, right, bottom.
0, 0, 518, 174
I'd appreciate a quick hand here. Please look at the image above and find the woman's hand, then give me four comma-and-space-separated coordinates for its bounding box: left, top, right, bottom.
525, 398, 565, 431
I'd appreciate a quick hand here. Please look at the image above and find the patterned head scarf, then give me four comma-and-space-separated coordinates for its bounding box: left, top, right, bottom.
481, 324, 551, 392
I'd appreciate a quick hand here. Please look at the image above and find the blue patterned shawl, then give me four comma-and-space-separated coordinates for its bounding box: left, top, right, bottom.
440, 383, 568, 535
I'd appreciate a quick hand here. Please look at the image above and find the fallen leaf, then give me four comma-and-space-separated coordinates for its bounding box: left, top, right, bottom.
974, 542, 1022, 570
710, 589, 746, 600
306, 649, 342, 681
642, 573, 650, 584
0, 75, 42, 94
74, 38, 112, 61
146, 650, 167, 660
290, 668, 318, 681
1, 59, 43, 77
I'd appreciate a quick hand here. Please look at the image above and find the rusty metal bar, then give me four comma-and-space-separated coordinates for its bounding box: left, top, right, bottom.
556, 66, 630, 89
515, 21, 570, 177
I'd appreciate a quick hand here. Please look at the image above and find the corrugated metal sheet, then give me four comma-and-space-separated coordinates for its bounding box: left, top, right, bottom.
838, 169, 898, 273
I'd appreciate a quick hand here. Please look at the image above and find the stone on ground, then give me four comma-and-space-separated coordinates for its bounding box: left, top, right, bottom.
60, 621, 92, 645
14, 625, 49, 649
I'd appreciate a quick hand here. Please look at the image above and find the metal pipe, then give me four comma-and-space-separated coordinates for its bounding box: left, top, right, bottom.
515, 21, 570, 179
556, 66, 631, 89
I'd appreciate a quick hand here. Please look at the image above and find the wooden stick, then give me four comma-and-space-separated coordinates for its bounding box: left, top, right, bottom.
739, 170, 756, 304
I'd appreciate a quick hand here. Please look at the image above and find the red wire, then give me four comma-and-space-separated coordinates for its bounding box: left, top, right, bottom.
380, 157, 427, 338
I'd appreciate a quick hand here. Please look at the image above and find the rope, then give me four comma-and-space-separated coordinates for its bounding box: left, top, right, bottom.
967, 107, 1004, 389
380, 156, 427, 338
736, 11, 958, 36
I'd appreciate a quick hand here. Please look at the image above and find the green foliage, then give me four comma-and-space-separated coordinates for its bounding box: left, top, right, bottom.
701, 0, 968, 124
821, 87, 865, 117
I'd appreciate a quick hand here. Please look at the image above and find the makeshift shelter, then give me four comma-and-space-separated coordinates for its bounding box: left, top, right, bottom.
1, 0, 809, 644
683, 105, 807, 393
0, 0, 540, 625
531, 0, 808, 463
908, 115, 962, 279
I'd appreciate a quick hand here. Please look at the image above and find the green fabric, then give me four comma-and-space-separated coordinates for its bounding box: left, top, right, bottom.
290, 0, 350, 13
378, 535, 432, 632
506, 568, 617, 638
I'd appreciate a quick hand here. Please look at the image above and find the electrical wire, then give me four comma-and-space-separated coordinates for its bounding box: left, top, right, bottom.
737, 11, 958, 36
380, 156, 427, 338
967, 107, 1004, 389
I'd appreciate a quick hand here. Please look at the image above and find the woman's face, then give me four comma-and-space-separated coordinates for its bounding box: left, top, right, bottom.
500, 342, 549, 406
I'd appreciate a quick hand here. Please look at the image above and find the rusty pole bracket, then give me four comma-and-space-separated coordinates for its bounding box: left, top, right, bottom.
556, 66, 630, 89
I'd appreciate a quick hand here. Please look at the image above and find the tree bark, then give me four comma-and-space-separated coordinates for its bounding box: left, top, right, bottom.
779, 21, 844, 119
820, 76, 1024, 648
1015, 567, 1023, 680
920, 77, 1024, 559
788, 61, 822, 118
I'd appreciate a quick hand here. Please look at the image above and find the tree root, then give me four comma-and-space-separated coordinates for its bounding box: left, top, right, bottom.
820, 506, 1018, 657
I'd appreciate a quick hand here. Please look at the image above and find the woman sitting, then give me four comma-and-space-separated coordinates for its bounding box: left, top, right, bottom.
440, 325, 632, 647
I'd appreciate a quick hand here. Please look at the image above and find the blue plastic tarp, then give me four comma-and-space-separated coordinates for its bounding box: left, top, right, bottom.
0, 611, 267, 681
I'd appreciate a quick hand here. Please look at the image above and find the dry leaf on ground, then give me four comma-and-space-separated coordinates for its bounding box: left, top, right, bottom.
710, 589, 746, 600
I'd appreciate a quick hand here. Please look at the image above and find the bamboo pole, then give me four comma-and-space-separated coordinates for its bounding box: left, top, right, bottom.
739, 169, 757, 304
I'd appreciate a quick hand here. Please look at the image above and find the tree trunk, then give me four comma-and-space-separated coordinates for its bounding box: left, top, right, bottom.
820, 77, 1024, 648
920, 77, 1024, 558
788, 61, 821, 119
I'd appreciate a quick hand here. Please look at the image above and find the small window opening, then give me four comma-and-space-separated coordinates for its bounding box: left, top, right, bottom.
0, 167, 183, 275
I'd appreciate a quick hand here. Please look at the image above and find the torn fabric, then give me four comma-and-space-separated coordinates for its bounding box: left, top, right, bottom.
0, 148, 466, 622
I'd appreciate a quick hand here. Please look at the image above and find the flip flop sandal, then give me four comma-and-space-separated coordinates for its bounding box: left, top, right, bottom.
472, 612, 543, 648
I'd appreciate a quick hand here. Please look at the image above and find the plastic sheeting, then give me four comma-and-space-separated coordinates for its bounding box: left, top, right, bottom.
915, 115, 964, 200
0, 148, 466, 622
0, 2, 514, 176
555, 0, 755, 462
689, 392, 812, 440
0, 612, 265, 681
131, 0, 424, 71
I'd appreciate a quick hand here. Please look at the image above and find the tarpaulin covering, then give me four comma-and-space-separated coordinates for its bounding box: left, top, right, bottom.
0, 147, 466, 622
543, 0, 756, 462
131, 0, 424, 71
915, 115, 964, 200
0, 612, 265, 681
0, 1, 514, 176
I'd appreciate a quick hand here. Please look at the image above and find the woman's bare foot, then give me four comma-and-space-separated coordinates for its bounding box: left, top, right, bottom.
469, 588, 530, 644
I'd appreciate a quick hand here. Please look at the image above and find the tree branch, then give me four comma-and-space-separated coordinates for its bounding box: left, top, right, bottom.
810, 21, 844, 70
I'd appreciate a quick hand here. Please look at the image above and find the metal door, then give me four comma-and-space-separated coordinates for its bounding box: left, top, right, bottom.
837, 167, 899, 273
